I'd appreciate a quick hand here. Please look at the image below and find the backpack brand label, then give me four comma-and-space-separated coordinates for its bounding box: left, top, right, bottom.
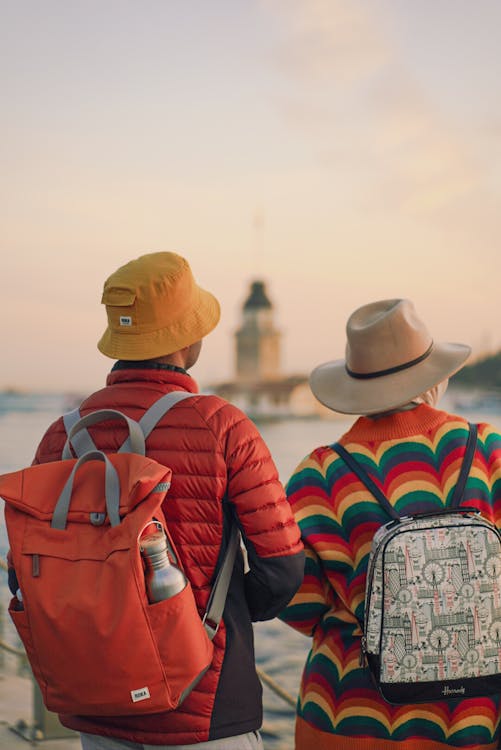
120, 316, 132, 326
442, 685, 466, 696
131, 686, 151, 703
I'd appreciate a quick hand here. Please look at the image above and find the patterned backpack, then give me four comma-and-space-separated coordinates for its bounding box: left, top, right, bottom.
334, 424, 501, 704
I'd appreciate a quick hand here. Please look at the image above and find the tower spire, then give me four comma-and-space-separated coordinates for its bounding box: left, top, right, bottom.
235, 279, 281, 382
252, 206, 265, 277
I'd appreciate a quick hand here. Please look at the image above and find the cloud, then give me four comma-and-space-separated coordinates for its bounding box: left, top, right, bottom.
262, 0, 485, 216
368, 74, 482, 212
264, 0, 390, 85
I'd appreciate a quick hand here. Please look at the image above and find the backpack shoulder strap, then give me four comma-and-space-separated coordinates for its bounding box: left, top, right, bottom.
119, 391, 195, 452
202, 524, 240, 640
131, 390, 238, 640
63, 408, 95, 458
450, 423, 478, 508
332, 442, 400, 521
62, 391, 197, 458
332, 422, 478, 519
62, 409, 146, 459
62, 390, 237, 637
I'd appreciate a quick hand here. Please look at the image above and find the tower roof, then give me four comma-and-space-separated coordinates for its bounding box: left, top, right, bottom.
243, 280, 272, 310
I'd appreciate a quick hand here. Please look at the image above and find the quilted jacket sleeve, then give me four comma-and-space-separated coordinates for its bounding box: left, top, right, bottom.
222, 405, 305, 621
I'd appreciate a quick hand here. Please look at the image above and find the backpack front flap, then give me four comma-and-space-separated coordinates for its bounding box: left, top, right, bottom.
1, 454, 214, 716
3, 454, 172, 594
0, 452, 171, 524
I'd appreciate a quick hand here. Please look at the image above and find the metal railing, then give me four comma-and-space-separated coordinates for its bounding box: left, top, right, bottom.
256, 667, 296, 708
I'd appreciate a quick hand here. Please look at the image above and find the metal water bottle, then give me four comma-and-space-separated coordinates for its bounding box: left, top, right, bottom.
140, 529, 187, 603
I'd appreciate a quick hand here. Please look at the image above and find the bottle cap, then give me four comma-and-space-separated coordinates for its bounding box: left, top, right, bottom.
140, 531, 167, 553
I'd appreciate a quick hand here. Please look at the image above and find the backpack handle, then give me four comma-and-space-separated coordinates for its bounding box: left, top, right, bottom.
62, 409, 146, 459
51, 450, 121, 530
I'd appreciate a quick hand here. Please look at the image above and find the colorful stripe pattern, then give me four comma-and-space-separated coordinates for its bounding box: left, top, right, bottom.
280, 405, 501, 749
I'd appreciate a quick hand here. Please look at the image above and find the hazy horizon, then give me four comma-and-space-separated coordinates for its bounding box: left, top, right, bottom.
3, 0, 501, 393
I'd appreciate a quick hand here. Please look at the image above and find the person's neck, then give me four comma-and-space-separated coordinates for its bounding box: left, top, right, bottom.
369, 403, 419, 419
112, 360, 188, 375
151, 354, 186, 367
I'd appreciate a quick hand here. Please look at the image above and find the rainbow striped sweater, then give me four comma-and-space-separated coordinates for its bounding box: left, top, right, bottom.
279, 404, 501, 750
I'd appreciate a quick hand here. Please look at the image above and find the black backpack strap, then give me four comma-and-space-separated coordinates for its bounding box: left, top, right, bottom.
332, 442, 400, 521
450, 423, 478, 508
333, 422, 478, 520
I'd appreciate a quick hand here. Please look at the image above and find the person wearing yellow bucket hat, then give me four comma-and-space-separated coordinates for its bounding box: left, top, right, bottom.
97, 252, 221, 362
279, 298, 501, 750
29, 251, 304, 749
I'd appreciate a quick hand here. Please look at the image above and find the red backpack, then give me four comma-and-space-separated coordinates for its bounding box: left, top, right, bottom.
1, 392, 238, 716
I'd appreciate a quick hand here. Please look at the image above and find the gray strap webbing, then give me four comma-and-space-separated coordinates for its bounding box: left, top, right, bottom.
203, 525, 240, 640
62, 409, 95, 458
121, 391, 195, 452
59, 390, 236, 635
52, 450, 121, 530
62, 409, 146, 459
62, 392, 195, 458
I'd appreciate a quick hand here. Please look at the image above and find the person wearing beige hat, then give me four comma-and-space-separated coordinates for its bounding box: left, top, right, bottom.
30, 251, 304, 750
280, 298, 501, 750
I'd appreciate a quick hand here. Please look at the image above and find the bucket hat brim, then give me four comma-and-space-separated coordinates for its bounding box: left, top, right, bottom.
97, 285, 220, 360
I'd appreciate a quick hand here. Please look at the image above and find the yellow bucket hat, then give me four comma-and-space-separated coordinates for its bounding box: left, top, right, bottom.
97, 252, 221, 360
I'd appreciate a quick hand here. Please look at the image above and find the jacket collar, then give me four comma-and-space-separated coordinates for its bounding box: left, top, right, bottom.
112, 360, 188, 375
106, 364, 199, 393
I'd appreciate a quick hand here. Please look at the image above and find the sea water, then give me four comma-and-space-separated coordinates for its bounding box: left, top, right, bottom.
0, 389, 500, 750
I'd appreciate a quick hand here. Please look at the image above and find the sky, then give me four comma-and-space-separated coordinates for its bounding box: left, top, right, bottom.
2, 0, 501, 393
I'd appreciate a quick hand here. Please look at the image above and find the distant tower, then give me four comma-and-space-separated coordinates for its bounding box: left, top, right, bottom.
235, 280, 281, 382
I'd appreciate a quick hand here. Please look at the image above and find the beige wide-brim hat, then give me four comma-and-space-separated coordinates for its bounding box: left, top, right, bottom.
310, 298, 471, 416
97, 251, 221, 360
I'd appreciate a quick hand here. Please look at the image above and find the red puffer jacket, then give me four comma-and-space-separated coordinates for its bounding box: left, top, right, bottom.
32, 365, 304, 745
